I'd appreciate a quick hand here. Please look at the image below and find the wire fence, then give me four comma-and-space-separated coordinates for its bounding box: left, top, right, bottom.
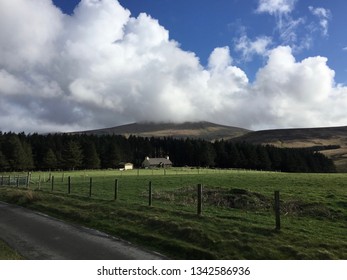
0, 175, 29, 188
0, 170, 282, 230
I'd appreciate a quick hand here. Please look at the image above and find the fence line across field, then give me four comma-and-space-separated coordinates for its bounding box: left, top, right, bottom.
0, 175, 30, 188
0, 172, 282, 230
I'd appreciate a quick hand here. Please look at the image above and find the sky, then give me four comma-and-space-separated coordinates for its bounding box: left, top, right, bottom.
1, 0, 347, 133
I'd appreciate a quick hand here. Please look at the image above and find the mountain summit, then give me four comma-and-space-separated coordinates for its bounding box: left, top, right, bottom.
74, 121, 251, 141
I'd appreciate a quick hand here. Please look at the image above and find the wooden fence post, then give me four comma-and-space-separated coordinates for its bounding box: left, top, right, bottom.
114, 179, 118, 200
51, 176, 54, 192
89, 177, 92, 198
197, 184, 203, 216
148, 181, 152, 207
68, 176, 71, 194
274, 191, 281, 231
26, 173, 30, 189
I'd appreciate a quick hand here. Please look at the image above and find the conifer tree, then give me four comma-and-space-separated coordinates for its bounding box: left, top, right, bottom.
0, 150, 9, 171
62, 141, 83, 170
102, 142, 121, 169
83, 141, 101, 169
43, 148, 58, 170
4, 134, 27, 171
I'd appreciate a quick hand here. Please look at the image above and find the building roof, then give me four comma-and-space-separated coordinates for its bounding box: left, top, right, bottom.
143, 157, 172, 165
118, 162, 133, 166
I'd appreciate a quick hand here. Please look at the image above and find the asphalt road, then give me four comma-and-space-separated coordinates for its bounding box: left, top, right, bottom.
0, 201, 166, 260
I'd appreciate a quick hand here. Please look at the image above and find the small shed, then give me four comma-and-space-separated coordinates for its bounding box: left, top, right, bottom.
118, 162, 134, 170
142, 156, 172, 168
124, 163, 134, 170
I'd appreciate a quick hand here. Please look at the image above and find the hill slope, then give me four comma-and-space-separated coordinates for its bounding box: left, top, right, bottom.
75, 121, 251, 141
73, 122, 347, 171
232, 126, 347, 172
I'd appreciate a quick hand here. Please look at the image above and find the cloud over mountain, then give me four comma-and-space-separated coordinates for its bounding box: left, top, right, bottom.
0, 0, 346, 132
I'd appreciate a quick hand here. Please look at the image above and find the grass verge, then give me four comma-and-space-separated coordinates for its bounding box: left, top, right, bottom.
0, 239, 24, 260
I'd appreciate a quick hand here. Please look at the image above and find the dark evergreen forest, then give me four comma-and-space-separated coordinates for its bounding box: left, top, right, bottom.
0, 132, 336, 173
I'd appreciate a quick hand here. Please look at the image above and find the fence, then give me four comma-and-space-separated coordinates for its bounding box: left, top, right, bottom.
0, 172, 282, 230
0, 175, 29, 188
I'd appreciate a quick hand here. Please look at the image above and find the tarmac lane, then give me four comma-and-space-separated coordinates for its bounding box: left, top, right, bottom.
0, 201, 166, 260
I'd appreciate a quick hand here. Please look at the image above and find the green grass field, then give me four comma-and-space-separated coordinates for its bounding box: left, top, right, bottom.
0, 168, 346, 259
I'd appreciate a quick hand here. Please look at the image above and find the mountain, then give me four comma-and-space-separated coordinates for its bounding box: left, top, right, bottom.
73, 122, 347, 172
232, 126, 347, 172
74, 121, 251, 141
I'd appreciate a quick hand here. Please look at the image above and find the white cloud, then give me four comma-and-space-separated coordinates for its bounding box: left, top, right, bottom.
251, 46, 347, 129
1, 0, 347, 133
309, 6, 331, 36
208, 47, 233, 71
255, 1, 331, 53
235, 35, 272, 61
256, 0, 297, 15
0, 0, 63, 71
278, 17, 305, 44
256, 0, 305, 49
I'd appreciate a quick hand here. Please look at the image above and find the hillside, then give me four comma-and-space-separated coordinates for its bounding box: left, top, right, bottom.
232, 126, 347, 172
73, 122, 347, 172
75, 121, 251, 141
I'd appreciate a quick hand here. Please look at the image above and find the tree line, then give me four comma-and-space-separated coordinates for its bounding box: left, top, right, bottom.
0, 131, 336, 173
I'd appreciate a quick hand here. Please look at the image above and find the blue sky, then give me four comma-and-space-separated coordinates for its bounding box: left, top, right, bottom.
1, 0, 347, 132
53, 0, 347, 84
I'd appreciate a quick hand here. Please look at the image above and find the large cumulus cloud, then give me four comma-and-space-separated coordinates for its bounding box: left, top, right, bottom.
0, 0, 347, 133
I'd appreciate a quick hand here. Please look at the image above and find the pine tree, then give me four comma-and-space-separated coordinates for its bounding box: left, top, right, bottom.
102, 141, 121, 169
62, 141, 83, 170
4, 134, 27, 171
184, 139, 195, 166
214, 140, 229, 168
257, 146, 272, 170
43, 148, 58, 170
22, 141, 35, 170
267, 145, 282, 171
227, 143, 241, 168
196, 141, 216, 167
0, 150, 9, 171
83, 141, 101, 169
